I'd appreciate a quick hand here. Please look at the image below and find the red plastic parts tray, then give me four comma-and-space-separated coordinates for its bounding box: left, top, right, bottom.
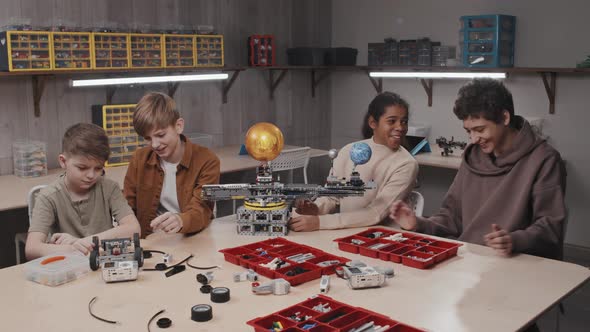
219, 238, 350, 286
247, 294, 426, 332
334, 227, 462, 269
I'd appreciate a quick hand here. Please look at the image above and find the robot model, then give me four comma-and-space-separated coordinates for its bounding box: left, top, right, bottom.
435, 136, 467, 156
202, 123, 375, 236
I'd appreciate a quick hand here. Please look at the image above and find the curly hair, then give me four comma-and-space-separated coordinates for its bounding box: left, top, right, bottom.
361, 92, 410, 139
453, 79, 515, 127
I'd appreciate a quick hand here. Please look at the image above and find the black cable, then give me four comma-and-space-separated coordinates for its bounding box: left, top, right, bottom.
186, 256, 220, 270
147, 309, 165, 332
143, 254, 193, 271
144, 250, 166, 255
88, 297, 119, 324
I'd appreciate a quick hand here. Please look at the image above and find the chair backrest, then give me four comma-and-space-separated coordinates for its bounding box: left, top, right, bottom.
269, 147, 311, 183
406, 191, 424, 217
28, 185, 47, 222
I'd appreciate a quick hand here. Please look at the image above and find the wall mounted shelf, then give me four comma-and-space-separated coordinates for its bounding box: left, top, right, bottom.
1, 65, 588, 117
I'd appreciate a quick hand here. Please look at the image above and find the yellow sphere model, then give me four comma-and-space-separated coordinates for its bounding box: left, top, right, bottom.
245, 122, 284, 162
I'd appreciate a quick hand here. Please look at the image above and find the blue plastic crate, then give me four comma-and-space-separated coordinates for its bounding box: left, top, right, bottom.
460, 14, 515, 67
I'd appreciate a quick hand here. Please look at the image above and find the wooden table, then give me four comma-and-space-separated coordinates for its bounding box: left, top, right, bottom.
413, 145, 462, 170
1, 215, 587, 332
0, 145, 328, 212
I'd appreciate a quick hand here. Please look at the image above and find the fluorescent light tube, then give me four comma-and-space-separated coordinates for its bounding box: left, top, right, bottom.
71, 73, 229, 87
369, 72, 506, 79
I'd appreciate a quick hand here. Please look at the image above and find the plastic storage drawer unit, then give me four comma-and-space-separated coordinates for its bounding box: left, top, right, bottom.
460, 14, 516, 67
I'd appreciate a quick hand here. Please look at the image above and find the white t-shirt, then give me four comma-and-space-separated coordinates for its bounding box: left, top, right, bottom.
157, 159, 180, 215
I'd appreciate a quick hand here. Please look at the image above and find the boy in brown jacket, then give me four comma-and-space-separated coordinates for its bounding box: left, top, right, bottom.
124, 92, 220, 238
390, 79, 566, 259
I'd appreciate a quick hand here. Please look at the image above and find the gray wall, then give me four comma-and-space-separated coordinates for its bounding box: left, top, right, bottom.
0, 0, 333, 174
330, 0, 590, 247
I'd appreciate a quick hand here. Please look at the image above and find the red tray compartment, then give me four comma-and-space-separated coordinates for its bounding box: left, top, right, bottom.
388, 245, 414, 263
247, 295, 426, 332
356, 227, 398, 239
298, 322, 338, 332
414, 245, 448, 263
376, 242, 407, 261
340, 314, 398, 332
219, 247, 254, 265
275, 262, 322, 286
300, 296, 343, 313
401, 250, 435, 269
306, 254, 349, 275
429, 240, 461, 256
315, 306, 356, 324
327, 310, 370, 328
278, 305, 321, 323
247, 314, 296, 332
333, 235, 370, 253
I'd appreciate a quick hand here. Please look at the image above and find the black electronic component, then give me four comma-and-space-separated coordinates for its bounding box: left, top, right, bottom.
156, 317, 172, 328
165, 265, 186, 278
210, 287, 230, 303
88, 296, 119, 324
191, 304, 213, 322
200, 285, 213, 294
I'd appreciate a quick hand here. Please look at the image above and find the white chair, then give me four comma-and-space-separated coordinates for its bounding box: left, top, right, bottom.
269, 146, 311, 184
15, 185, 47, 264
406, 191, 424, 217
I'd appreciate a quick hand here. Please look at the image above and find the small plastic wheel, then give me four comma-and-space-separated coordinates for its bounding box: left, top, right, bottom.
135, 247, 144, 267
133, 233, 140, 248
89, 250, 99, 271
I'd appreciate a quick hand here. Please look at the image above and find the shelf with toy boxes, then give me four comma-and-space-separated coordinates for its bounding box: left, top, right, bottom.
12, 140, 48, 178
92, 32, 130, 69
247, 294, 426, 332
129, 33, 163, 68
196, 34, 224, 67
368, 39, 398, 66
219, 238, 350, 286
334, 228, 462, 270
248, 35, 275, 66
91, 104, 147, 167
0, 30, 52, 71
51, 31, 93, 70
460, 14, 516, 67
164, 34, 196, 68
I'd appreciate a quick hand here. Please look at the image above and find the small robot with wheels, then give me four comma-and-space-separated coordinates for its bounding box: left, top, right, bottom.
435, 136, 467, 156
89, 233, 144, 283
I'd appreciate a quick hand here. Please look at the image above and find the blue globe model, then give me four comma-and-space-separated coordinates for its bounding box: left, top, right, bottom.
350, 142, 372, 166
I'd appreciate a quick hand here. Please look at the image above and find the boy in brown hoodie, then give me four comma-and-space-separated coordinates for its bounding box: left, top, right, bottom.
390, 79, 566, 259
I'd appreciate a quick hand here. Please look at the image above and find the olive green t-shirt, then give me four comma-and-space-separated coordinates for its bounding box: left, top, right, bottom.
29, 174, 134, 238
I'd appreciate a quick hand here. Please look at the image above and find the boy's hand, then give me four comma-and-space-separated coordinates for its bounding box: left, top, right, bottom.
72, 238, 94, 255
484, 224, 513, 256
294, 199, 319, 216
389, 200, 417, 231
50, 233, 79, 245
288, 215, 320, 232
150, 212, 183, 233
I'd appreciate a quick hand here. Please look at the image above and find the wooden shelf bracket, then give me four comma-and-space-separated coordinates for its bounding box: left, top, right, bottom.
167, 82, 180, 98
311, 70, 330, 98
539, 71, 557, 114
267, 69, 288, 100
365, 70, 382, 94
32, 76, 48, 117
420, 79, 434, 107
222, 70, 241, 104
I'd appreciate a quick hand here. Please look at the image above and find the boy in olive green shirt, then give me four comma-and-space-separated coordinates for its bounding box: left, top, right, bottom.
25, 123, 141, 260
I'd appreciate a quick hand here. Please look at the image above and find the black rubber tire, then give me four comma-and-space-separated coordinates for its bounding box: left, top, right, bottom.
133, 233, 140, 248
135, 247, 144, 267
89, 250, 99, 271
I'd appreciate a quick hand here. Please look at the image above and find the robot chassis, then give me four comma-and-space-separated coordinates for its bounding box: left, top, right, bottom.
202, 161, 374, 236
